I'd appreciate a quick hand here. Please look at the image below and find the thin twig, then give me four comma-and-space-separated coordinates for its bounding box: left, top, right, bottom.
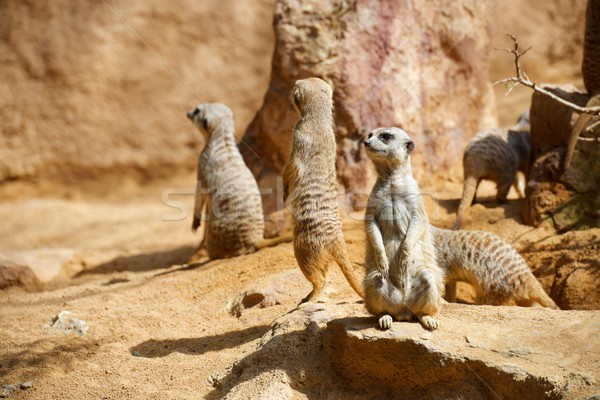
493, 34, 600, 116
585, 119, 600, 134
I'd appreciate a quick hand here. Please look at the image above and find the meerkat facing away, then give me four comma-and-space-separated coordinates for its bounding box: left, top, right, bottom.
453, 112, 531, 230
432, 226, 558, 309
362, 127, 445, 331
187, 103, 265, 260
283, 77, 364, 304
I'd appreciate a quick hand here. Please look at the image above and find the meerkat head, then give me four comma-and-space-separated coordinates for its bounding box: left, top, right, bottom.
290, 77, 333, 116
186, 103, 234, 140
363, 127, 415, 166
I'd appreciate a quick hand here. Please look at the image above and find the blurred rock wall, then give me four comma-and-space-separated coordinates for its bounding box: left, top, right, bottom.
241, 0, 497, 211
0, 0, 586, 195
0, 0, 275, 181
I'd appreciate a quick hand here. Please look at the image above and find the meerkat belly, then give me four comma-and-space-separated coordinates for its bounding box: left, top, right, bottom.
378, 200, 410, 263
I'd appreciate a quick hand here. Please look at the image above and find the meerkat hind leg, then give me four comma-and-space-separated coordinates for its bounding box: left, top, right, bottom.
445, 282, 457, 303
496, 176, 513, 203
514, 173, 526, 199
410, 269, 441, 331
295, 253, 328, 305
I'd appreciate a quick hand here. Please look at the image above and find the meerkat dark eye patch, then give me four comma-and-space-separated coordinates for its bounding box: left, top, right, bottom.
201, 118, 208, 130
379, 132, 393, 142
405, 140, 415, 154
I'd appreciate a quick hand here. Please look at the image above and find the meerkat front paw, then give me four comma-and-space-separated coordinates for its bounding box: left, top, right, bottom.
417, 315, 439, 331
378, 314, 393, 330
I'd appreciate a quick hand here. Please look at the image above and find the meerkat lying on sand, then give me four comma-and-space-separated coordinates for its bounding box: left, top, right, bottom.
453, 112, 530, 230
283, 77, 365, 305
432, 227, 558, 309
362, 127, 444, 331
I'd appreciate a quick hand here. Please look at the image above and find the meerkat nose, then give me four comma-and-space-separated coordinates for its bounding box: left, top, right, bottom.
364, 140, 370, 147
187, 108, 199, 120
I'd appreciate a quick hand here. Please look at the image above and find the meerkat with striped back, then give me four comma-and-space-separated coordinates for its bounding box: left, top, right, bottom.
283, 77, 365, 304
362, 127, 444, 331
453, 112, 531, 230
187, 103, 264, 260
432, 227, 558, 309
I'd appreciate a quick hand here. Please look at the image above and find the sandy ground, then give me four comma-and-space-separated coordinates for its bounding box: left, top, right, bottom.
2, 167, 598, 399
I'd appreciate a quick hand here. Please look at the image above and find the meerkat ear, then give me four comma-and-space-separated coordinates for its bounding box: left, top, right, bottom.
291, 88, 301, 110
201, 117, 208, 130
406, 140, 415, 154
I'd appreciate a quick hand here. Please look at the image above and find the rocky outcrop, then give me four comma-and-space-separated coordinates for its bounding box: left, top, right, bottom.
529, 85, 590, 158
207, 302, 599, 399
241, 0, 497, 211
0, 258, 42, 292
523, 85, 600, 230
325, 303, 600, 399
519, 228, 600, 311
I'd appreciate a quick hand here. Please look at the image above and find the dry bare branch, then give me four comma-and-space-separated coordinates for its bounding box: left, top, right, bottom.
493, 34, 600, 117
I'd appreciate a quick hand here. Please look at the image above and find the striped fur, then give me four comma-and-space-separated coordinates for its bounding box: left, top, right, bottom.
564, 0, 600, 169
432, 226, 558, 309
283, 77, 364, 304
187, 103, 264, 260
453, 113, 531, 229
362, 127, 445, 331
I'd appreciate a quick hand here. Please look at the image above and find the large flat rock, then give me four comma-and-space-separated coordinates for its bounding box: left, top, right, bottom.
324, 303, 599, 399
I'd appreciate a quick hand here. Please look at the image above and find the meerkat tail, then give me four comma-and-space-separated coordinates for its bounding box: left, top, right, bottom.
563, 95, 600, 170
452, 175, 478, 230
527, 279, 560, 310
255, 234, 293, 250
445, 282, 457, 303
331, 244, 365, 299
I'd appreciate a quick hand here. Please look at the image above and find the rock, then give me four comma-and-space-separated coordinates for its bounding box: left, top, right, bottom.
1, 381, 33, 398
524, 84, 600, 230
523, 146, 600, 231
1, 248, 75, 282
519, 228, 600, 310
50, 310, 89, 336
241, 0, 497, 212
529, 84, 590, 157
228, 270, 306, 317
324, 303, 600, 399
207, 303, 342, 399
208, 302, 599, 399
0, 257, 42, 292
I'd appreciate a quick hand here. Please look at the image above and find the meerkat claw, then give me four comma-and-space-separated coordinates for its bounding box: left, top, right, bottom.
418, 315, 439, 331
378, 314, 393, 330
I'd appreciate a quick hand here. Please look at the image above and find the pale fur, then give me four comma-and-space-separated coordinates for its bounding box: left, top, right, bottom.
432, 226, 558, 309
453, 112, 531, 230
187, 103, 264, 260
282, 77, 364, 304
362, 127, 444, 331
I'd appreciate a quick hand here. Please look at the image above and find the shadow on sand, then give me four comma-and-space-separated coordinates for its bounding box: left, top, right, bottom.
76, 245, 197, 277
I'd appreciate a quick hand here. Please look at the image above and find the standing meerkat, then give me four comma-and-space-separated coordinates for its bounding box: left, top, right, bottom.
283, 77, 364, 304
362, 127, 444, 331
432, 227, 558, 309
187, 103, 265, 260
453, 112, 531, 230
